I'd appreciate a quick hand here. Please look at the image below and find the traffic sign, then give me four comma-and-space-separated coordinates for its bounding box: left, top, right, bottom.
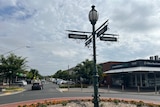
85, 37, 92, 46
97, 25, 108, 37
68, 34, 87, 39
100, 36, 117, 41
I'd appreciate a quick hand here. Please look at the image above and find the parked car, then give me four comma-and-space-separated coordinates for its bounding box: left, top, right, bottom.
41, 79, 46, 84
57, 79, 67, 85
15, 80, 27, 86
67, 81, 75, 85
31, 82, 43, 90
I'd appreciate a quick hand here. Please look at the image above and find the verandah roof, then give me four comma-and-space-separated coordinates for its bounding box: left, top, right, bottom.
104, 66, 160, 74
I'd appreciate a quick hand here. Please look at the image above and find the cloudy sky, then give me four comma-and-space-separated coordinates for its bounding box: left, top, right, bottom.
0, 0, 160, 75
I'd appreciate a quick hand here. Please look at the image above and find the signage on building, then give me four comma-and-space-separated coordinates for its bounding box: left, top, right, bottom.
111, 60, 160, 70
144, 61, 160, 66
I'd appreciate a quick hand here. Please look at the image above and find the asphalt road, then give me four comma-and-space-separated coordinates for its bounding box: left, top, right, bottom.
0, 82, 160, 104
0, 82, 92, 104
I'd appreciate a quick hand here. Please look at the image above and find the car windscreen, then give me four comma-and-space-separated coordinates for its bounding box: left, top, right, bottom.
33, 83, 40, 86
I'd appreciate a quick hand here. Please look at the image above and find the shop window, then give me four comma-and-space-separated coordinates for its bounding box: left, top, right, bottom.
148, 73, 155, 86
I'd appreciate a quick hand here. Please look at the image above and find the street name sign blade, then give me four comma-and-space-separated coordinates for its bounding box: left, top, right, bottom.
103, 33, 119, 36
68, 34, 87, 39
97, 25, 108, 37
100, 36, 117, 41
67, 30, 92, 34
85, 37, 92, 46
95, 19, 109, 32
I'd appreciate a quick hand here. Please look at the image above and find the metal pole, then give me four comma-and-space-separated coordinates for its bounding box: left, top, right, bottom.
68, 65, 70, 91
92, 24, 99, 107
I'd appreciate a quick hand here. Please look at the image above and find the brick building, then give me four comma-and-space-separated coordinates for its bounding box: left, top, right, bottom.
102, 57, 160, 88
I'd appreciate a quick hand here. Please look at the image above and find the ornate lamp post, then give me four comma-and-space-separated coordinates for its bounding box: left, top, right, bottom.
89, 5, 99, 107
68, 5, 118, 107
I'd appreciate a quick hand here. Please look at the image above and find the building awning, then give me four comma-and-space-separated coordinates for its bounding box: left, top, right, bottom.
104, 66, 160, 74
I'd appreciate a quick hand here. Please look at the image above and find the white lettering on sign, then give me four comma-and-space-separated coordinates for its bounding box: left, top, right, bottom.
144, 61, 160, 66
97, 25, 108, 37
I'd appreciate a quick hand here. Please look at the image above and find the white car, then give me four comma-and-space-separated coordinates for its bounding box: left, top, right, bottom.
57, 79, 67, 85
16, 80, 27, 86
21, 80, 27, 85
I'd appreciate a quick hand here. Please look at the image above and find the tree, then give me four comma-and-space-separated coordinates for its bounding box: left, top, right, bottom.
53, 70, 63, 78
27, 69, 41, 79
53, 70, 69, 80
52, 59, 103, 85
73, 59, 93, 84
0, 53, 28, 83
74, 59, 103, 85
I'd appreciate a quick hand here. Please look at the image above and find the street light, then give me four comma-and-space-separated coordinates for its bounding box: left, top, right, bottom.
2, 46, 30, 55
67, 5, 118, 107
9, 71, 12, 87
89, 5, 98, 25
89, 5, 99, 107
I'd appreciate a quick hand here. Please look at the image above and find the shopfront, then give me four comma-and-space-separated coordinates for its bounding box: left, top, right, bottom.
104, 59, 160, 88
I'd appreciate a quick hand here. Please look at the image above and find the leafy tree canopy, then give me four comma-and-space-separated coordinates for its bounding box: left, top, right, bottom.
0, 53, 27, 75
52, 59, 103, 84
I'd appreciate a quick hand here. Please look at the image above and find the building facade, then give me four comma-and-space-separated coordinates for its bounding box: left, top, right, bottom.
104, 59, 160, 88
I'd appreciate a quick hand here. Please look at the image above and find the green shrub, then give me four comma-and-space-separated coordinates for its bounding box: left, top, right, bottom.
59, 84, 88, 88
136, 101, 144, 107
113, 99, 120, 105
61, 101, 68, 106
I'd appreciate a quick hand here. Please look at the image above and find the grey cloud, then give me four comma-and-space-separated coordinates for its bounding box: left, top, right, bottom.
1, 0, 160, 75
109, 0, 159, 33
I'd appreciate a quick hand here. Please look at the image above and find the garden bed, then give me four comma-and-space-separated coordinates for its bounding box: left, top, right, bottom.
17, 98, 160, 107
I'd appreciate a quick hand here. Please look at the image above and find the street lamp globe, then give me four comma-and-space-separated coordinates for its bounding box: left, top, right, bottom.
89, 5, 98, 25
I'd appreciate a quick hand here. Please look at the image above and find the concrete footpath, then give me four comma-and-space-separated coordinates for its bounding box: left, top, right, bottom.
0, 87, 160, 107
59, 87, 159, 95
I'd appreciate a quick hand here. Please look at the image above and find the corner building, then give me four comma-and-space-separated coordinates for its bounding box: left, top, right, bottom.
104, 59, 160, 88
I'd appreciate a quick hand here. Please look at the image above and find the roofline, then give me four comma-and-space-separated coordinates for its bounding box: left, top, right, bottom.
104, 66, 160, 74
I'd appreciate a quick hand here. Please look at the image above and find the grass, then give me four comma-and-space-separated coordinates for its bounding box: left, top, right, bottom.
4, 86, 24, 92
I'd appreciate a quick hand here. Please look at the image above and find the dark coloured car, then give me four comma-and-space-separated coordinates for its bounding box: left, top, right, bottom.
31, 82, 43, 90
